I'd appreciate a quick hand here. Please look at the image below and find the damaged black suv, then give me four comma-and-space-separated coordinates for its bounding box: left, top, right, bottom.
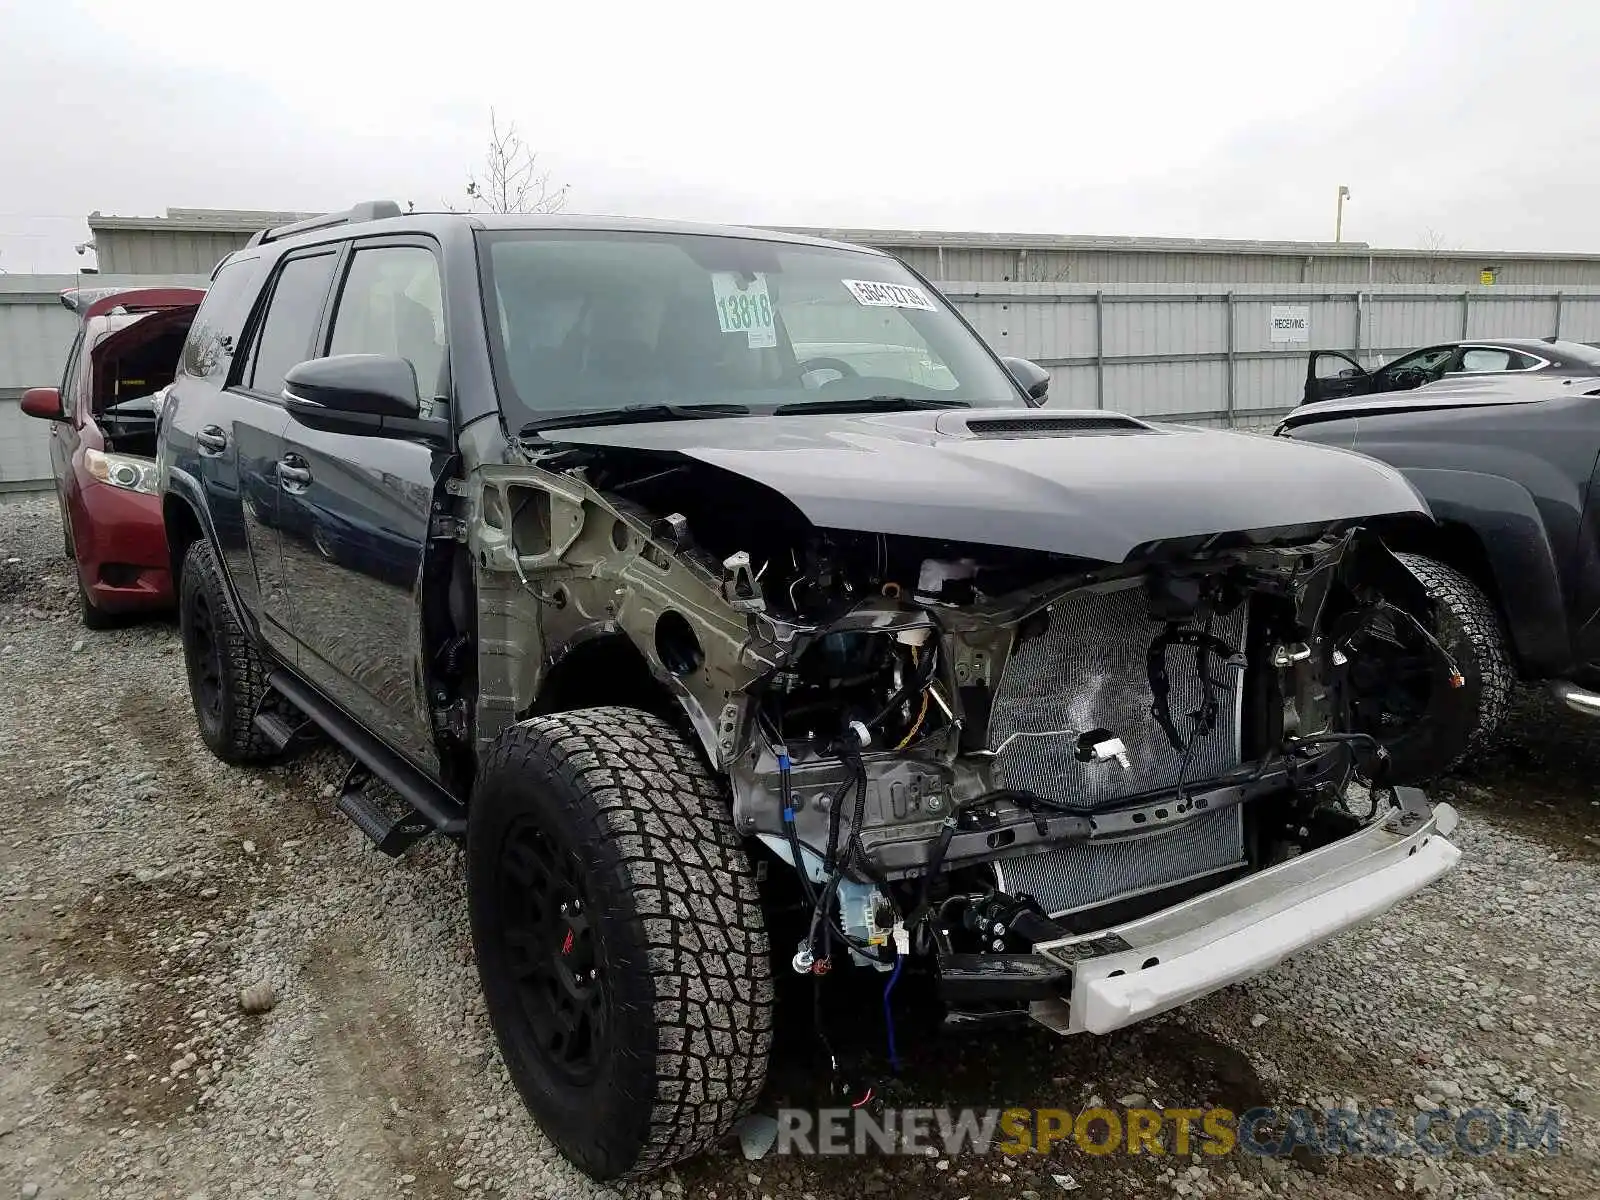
157, 202, 1463, 1180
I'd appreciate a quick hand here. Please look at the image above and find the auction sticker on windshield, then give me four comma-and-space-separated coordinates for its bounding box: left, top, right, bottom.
843, 279, 937, 311
712, 272, 778, 348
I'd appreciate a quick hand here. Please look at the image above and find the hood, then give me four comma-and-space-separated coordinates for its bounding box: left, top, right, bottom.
538, 407, 1428, 563
1281, 373, 1600, 431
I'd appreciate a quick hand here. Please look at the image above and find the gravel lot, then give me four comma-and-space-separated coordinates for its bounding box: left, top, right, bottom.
2, 493, 1597, 1200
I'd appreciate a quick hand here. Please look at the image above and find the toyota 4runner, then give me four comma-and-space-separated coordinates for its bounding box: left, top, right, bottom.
157, 202, 1462, 1181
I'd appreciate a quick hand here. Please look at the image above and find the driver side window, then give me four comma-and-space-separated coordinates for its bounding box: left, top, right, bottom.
1382, 346, 1457, 380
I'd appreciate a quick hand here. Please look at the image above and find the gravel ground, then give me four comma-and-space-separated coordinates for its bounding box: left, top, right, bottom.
1, 493, 1597, 1200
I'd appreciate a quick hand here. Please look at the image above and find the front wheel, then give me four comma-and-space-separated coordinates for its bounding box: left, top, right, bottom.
468, 708, 773, 1180
1346, 553, 1513, 783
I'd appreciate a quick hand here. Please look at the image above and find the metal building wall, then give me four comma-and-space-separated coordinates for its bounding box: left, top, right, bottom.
92, 228, 251, 276
942, 282, 1600, 426
0, 274, 207, 492
894, 247, 1600, 287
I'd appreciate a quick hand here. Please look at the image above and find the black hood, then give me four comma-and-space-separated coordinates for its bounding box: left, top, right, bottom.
538, 408, 1429, 563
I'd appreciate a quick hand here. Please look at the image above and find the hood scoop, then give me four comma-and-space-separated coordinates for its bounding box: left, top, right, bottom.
935, 409, 1156, 439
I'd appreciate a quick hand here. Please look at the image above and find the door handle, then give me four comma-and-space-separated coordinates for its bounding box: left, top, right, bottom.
277, 456, 312, 492
196, 425, 227, 454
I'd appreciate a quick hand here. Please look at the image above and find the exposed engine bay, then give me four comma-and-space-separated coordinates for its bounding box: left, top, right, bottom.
458, 422, 1457, 1032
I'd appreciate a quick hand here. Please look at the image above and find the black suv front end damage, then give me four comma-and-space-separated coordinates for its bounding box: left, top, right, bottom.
465, 416, 1462, 1036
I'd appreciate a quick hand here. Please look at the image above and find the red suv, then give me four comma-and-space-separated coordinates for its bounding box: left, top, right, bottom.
22, 286, 205, 626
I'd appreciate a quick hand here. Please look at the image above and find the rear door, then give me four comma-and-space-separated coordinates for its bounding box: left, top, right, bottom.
276, 237, 450, 771
1303, 350, 1371, 404
212, 249, 340, 658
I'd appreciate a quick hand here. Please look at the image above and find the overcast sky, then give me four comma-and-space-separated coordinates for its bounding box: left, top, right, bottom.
1, 0, 1594, 273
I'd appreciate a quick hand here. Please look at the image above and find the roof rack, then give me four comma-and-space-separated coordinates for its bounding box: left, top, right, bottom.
246, 200, 403, 248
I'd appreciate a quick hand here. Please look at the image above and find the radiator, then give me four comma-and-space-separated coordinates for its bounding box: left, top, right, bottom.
988, 582, 1248, 917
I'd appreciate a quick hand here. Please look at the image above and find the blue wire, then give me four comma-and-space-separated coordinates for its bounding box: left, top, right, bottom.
883, 951, 904, 1074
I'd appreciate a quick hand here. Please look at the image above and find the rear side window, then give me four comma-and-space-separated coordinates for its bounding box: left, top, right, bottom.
181, 257, 262, 381
1459, 347, 1513, 372
245, 252, 338, 395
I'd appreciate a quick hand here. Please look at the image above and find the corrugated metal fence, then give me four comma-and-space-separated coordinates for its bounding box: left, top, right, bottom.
943, 282, 1600, 428
4, 278, 1600, 490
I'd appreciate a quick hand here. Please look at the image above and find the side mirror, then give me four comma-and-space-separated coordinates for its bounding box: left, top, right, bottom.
1001, 356, 1050, 403
282, 354, 445, 440
284, 354, 420, 418
20, 387, 64, 421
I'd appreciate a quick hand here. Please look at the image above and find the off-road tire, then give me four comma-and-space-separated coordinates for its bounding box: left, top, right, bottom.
468, 707, 773, 1181
1376, 553, 1513, 783
177, 539, 277, 764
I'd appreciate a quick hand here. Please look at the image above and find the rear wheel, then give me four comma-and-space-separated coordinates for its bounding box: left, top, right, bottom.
1347, 553, 1512, 783
468, 708, 773, 1180
178, 540, 277, 764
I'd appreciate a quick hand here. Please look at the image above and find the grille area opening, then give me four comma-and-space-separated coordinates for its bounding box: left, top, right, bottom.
987, 584, 1248, 916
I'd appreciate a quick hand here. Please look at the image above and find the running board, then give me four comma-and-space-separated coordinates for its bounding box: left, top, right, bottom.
265, 670, 468, 843
251, 708, 319, 753
1551, 680, 1600, 718
336, 761, 436, 856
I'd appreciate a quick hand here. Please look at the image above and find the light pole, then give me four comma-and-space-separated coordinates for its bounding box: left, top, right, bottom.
1335, 185, 1351, 243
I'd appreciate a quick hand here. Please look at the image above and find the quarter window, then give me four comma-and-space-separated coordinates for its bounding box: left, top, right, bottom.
182, 258, 261, 381
327, 246, 447, 401
245, 253, 338, 395
1459, 347, 1514, 372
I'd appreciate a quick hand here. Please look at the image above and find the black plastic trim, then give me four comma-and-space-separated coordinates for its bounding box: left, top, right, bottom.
267, 668, 467, 836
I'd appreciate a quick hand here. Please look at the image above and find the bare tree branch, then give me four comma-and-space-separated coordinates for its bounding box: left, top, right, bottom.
458, 108, 569, 215
1386, 227, 1458, 283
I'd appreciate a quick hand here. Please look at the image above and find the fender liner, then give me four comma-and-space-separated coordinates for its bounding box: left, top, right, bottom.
537, 624, 724, 768
1399, 467, 1570, 676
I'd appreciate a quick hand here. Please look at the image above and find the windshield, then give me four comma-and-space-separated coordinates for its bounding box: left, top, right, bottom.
477, 229, 1024, 428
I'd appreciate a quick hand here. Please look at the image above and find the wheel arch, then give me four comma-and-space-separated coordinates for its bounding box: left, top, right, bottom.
162, 469, 254, 637
1379, 467, 1570, 678
527, 631, 724, 768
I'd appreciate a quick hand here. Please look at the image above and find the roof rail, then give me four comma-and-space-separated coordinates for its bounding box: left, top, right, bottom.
245, 200, 403, 248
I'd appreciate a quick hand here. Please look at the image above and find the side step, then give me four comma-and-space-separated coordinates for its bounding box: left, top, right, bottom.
251, 707, 320, 754
336, 761, 436, 857
264, 669, 468, 854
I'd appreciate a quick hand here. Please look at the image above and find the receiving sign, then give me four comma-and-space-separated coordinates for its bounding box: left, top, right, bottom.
1269, 305, 1310, 343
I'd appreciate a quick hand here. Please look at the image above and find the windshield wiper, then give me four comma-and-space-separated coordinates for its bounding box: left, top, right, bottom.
772, 395, 972, 416
520, 403, 751, 435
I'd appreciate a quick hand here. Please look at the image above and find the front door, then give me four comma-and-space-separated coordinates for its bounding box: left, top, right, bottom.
276, 238, 451, 772
1303, 351, 1372, 405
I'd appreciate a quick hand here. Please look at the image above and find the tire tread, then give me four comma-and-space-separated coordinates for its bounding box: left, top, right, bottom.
1395, 551, 1514, 774
179, 539, 277, 764
473, 707, 772, 1179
